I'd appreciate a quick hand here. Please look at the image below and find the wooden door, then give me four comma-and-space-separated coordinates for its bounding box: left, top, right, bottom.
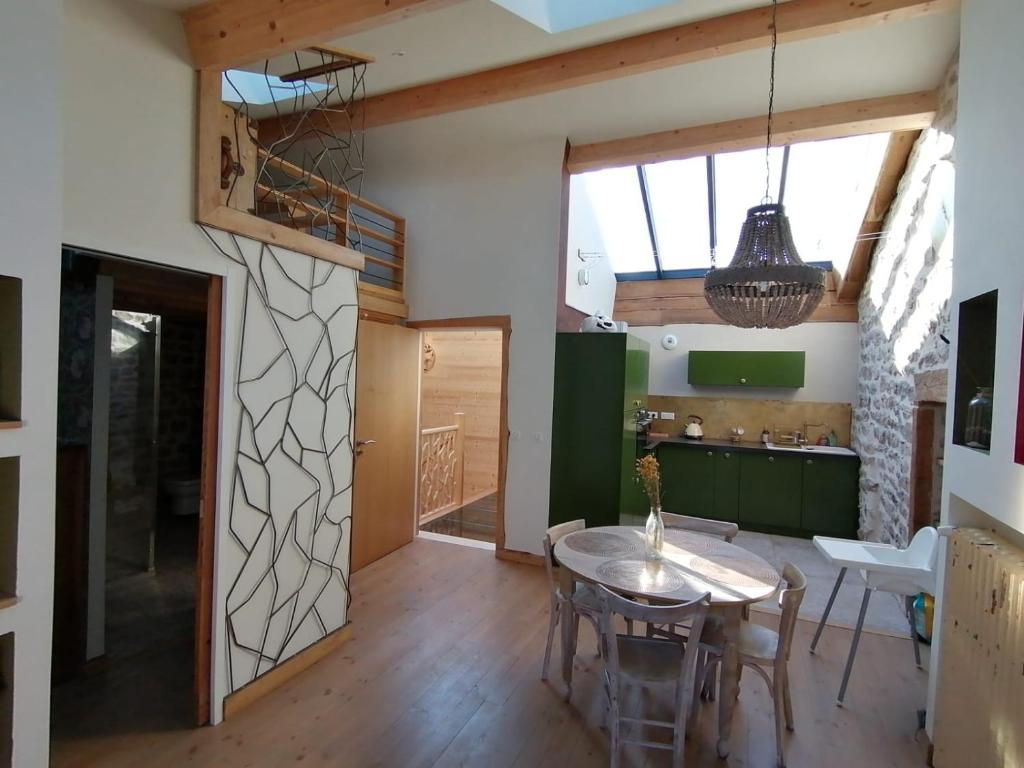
352, 321, 419, 571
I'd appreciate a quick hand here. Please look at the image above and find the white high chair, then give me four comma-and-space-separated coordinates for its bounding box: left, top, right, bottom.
809, 526, 938, 704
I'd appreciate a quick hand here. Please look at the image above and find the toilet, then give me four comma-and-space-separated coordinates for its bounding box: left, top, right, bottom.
162, 476, 201, 516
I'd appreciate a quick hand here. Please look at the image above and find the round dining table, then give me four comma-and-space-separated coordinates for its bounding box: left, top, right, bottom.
553, 525, 780, 759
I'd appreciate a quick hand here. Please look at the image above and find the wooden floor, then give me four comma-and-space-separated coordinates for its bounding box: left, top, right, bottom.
51, 537, 931, 768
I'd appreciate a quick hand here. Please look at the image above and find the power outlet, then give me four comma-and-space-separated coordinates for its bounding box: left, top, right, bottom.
661, 412, 675, 420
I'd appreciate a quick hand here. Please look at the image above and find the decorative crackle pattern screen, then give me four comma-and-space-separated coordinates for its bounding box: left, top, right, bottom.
203, 229, 358, 691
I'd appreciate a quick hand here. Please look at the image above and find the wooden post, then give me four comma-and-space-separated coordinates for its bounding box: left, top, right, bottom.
454, 413, 465, 508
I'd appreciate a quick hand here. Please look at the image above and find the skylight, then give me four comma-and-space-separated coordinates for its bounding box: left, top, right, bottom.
221, 70, 328, 106
490, 0, 678, 33
570, 133, 891, 280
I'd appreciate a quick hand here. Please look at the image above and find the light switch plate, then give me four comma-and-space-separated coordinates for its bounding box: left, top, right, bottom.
661, 412, 675, 420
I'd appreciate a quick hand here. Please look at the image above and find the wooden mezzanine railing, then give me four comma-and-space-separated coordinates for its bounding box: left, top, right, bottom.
254, 149, 408, 320
419, 413, 465, 525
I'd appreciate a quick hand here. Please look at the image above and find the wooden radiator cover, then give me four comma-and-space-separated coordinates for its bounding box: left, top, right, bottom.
932, 528, 1024, 766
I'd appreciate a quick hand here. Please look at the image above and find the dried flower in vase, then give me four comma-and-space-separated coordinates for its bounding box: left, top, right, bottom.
635, 454, 661, 509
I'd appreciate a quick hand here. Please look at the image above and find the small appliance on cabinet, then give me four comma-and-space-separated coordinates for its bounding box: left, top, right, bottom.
548, 333, 650, 529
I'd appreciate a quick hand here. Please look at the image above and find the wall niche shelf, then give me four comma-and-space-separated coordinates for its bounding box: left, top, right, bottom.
0, 459, 18, 610
0, 277, 21, 425
952, 290, 998, 452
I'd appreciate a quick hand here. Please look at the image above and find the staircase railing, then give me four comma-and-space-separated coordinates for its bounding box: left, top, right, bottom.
419, 413, 465, 524
254, 148, 406, 305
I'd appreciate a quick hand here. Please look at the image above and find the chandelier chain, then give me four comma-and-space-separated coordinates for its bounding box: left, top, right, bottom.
765, 0, 778, 202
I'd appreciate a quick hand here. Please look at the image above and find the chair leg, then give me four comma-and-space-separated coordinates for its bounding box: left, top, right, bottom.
837, 587, 872, 705
608, 681, 622, 768
905, 595, 922, 669
673, 678, 689, 765
688, 653, 704, 732
782, 663, 794, 731
772, 669, 787, 767
541, 596, 560, 681
810, 566, 847, 654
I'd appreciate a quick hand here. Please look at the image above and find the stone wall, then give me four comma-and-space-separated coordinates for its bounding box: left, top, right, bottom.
853, 60, 958, 545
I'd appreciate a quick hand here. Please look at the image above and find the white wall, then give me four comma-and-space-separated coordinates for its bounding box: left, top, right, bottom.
926, 0, 1024, 740
0, 3, 61, 767
938, 0, 1024, 535
63, 0, 358, 725
565, 175, 617, 318
362, 119, 566, 556
629, 323, 860, 403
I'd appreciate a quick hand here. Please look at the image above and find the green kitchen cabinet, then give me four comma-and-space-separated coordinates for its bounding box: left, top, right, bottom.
688, 351, 806, 388
549, 333, 650, 529
738, 452, 803, 530
659, 444, 715, 518
800, 455, 860, 538
712, 449, 740, 522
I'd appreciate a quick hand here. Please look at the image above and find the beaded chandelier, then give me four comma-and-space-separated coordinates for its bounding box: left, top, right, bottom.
704, 0, 825, 329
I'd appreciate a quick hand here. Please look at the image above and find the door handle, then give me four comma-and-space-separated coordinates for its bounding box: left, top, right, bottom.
356, 439, 377, 447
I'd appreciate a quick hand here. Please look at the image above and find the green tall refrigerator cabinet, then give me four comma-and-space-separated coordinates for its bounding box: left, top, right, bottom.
548, 333, 651, 529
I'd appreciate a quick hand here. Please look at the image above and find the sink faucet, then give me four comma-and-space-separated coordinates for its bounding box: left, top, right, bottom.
803, 422, 829, 445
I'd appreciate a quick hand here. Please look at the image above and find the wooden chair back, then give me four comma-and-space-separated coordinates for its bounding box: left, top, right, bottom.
543, 519, 586, 598
596, 584, 711, 679
661, 512, 739, 543
775, 562, 807, 664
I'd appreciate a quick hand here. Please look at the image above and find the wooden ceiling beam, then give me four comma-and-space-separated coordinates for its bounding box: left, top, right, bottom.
181, 0, 463, 71
567, 90, 937, 173
837, 129, 921, 303
340, 0, 956, 129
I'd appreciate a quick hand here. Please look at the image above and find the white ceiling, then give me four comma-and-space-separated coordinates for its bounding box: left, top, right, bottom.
143, 0, 960, 148
329, 0, 765, 96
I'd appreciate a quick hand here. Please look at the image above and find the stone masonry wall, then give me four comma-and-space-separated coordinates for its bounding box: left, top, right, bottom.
853, 59, 958, 545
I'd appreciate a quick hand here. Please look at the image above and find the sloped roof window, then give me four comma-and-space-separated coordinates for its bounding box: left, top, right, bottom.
572, 133, 892, 281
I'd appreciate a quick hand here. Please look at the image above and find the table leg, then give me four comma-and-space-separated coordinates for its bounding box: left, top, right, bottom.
716, 606, 742, 759
559, 566, 575, 700
810, 566, 846, 654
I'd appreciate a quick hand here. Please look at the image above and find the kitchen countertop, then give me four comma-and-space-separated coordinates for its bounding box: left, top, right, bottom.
645, 434, 858, 458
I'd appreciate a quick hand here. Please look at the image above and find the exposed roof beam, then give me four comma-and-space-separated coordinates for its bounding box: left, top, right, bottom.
567, 90, 937, 173
181, 0, 464, 71
345, 0, 955, 129
837, 129, 921, 302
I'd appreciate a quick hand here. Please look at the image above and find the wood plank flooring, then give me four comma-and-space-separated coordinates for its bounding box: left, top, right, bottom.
51, 537, 931, 768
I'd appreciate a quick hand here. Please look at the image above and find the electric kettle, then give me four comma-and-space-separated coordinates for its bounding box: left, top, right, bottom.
683, 415, 704, 440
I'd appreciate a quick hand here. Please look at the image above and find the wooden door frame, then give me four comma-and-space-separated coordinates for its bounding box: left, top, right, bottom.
406, 316, 510, 553
195, 274, 222, 725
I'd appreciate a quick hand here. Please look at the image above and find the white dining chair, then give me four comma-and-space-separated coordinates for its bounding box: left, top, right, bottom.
647, 513, 741, 697
662, 512, 739, 543
809, 526, 938, 704
595, 585, 711, 768
696, 563, 807, 768
541, 520, 602, 682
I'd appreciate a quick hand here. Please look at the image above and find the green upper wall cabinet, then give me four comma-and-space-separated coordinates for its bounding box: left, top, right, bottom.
549, 333, 650, 530
688, 351, 806, 388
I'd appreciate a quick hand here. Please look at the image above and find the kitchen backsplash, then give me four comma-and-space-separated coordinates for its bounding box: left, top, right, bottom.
647, 395, 853, 447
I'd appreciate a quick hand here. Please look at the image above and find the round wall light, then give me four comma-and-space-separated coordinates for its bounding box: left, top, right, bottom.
661, 333, 678, 350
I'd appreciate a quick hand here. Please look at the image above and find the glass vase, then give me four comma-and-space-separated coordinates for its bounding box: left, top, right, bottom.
645, 505, 665, 560
965, 386, 993, 450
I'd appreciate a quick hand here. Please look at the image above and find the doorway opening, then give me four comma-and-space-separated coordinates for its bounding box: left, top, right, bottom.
410, 319, 509, 550
50, 248, 219, 762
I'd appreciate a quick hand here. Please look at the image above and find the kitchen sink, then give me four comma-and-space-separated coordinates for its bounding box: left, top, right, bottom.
765, 442, 857, 457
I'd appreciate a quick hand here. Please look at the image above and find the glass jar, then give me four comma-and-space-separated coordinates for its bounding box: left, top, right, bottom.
645, 506, 664, 560
965, 386, 993, 450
